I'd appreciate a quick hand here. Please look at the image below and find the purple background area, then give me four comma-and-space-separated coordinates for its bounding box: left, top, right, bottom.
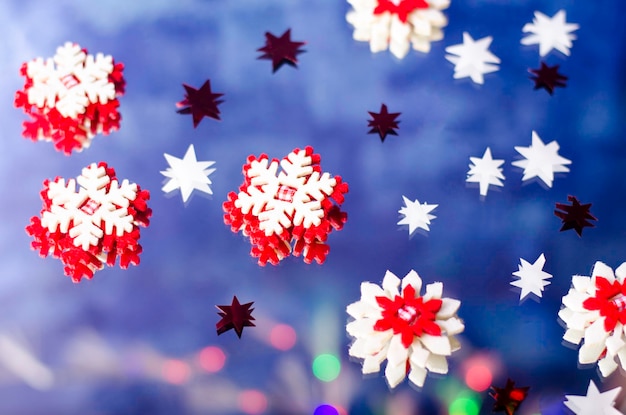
1, 0, 626, 414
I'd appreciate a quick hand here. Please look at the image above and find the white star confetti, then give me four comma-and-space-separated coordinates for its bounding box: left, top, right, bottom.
466, 147, 505, 197
510, 253, 552, 301
521, 10, 579, 57
564, 380, 623, 415
512, 131, 571, 188
397, 196, 437, 236
445, 32, 500, 85
161, 144, 216, 203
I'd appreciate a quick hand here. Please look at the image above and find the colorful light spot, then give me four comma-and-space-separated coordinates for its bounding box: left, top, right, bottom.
198, 346, 226, 373
465, 363, 493, 392
312, 354, 341, 382
313, 404, 339, 415
449, 397, 480, 415
238, 389, 267, 414
269, 324, 297, 351
162, 359, 191, 384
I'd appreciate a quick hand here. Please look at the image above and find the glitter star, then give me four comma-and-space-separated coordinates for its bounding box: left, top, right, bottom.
216, 296, 256, 338
257, 29, 306, 72
529, 62, 568, 95
554, 195, 597, 236
490, 378, 530, 415
176, 80, 224, 128
368, 104, 401, 142
161, 144, 216, 203
564, 380, 622, 415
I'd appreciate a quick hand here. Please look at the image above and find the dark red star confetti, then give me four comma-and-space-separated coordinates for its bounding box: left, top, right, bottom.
554, 195, 597, 236
176, 80, 224, 128
529, 62, 568, 95
490, 378, 529, 415
216, 296, 256, 338
368, 104, 401, 142
257, 28, 306, 73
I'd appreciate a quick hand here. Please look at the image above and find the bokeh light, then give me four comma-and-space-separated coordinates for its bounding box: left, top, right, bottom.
162, 359, 191, 384
198, 346, 226, 373
312, 354, 341, 382
269, 324, 297, 350
465, 362, 493, 392
449, 396, 480, 415
238, 389, 267, 415
313, 404, 339, 415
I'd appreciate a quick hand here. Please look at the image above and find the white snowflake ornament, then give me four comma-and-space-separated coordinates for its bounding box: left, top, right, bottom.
559, 261, 626, 377
346, 0, 450, 59
161, 144, 216, 203
466, 147, 505, 197
511, 253, 552, 301
445, 32, 500, 85
521, 10, 579, 57
397, 196, 437, 236
512, 131, 571, 188
347, 270, 464, 389
564, 380, 623, 415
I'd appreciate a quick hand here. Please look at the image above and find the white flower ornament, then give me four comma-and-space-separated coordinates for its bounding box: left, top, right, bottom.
347, 270, 464, 388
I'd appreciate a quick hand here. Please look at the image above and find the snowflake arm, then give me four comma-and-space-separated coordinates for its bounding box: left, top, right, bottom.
521, 10, 579, 57
161, 144, 216, 203
510, 253, 552, 301
397, 196, 437, 236
466, 147, 505, 197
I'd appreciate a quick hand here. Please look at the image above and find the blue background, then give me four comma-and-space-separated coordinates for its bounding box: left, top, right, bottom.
1, 0, 625, 414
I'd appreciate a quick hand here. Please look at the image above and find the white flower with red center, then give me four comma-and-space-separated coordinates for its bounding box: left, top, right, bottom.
223, 146, 349, 266
346, 0, 450, 59
559, 261, 626, 377
347, 270, 464, 389
14, 42, 125, 155
26, 163, 151, 283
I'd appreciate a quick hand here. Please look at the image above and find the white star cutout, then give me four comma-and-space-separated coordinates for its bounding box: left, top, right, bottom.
510, 253, 552, 301
564, 380, 623, 415
397, 196, 437, 236
445, 32, 500, 85
466, 147, 505, 197
521, 10, 579, 57
512, 131, 571, 188
161, 144, 216, 203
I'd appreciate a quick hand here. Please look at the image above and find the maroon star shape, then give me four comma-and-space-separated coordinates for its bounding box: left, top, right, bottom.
367, 104, 401, 142
529, 62, 568, 95
216, 296, 255, 338
554, 195, 597, 236
490, 378, 529, 415
176, 80, 224, 128
257, 29, 306, 73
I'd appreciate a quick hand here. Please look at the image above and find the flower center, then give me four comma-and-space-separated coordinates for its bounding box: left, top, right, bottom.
611, 293, 626, 312
60, 73, 80, 89
80, 199, 101, 215
276, 185, 297, 202
397, 304, 419, 324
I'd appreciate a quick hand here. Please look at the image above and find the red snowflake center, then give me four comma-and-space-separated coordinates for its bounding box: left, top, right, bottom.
582, 276, 626, 332
374, 0, 429, 23
80, 199, 101, 215
276, 185, 297, 203
374, 284, 442, 348
60, 73, 80, 89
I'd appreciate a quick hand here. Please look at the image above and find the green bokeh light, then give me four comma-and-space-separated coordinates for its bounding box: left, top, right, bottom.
312, 354, 341, 382
448, 397, 480, 415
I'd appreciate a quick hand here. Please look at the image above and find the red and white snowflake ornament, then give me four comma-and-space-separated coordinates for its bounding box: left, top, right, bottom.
26, 163, 151, 282
559, 261, 626, 377
14, 42, 125, 155
346, 270, 464, 389
223, 146, 348, 266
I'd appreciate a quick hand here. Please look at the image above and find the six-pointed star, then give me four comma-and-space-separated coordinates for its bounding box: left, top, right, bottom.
511, 253, 552, 301
216, 296, 256, 338
368, 103, 401, 142
564, 380, 622, 415
445, 32, 501, 84
257, 28, 306, 72
397, 195, 438, 236
161, 144, 216, 203
512, 131, 571, 188
521, 10, 579, 57
466, 147, 505, 197
176, 80, 224, 128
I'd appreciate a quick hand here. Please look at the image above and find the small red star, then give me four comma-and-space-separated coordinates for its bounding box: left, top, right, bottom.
257, 29, 306, 73
490, 378, 529, 415
367, 104, 401, 142
176, 80, 224, 128
554, 195, 597, 236
529, 62, 568, 95
216, 296, 256, 338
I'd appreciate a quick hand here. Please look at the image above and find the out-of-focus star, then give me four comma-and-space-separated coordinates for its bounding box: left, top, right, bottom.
521, 10, 579, 57
216, 296, 256, 338
512, 131, 571, 188
554, 195, 597, 236
490, 378, 530, 415
511, 253, 552, 301
367, 104, 400, 142
445, 32, 500, 85
529, 62, 568, 95
466, 147, 505, 197
564, 380, 622, 415
257, 28, 306, 72
161, 144, 216, 203
176, 80, 224, 128
397, 195, 438, 236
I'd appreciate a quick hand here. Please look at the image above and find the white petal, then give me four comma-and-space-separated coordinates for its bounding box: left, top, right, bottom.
598, 355, 619, 377
425, 354, 448, 374
592, 262, 615, 283
409, 341, 430, 368
437, 298, 460, 318
424, 282, 443, 300
387, 334, 409, 366
382, 270, 401, 296
401, 270, 422, 294
563, 328, 584, 345
407, 364, 428, 387
385, 360, 407, 389
420, 333, 451, 356
438, 317, 465, 335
